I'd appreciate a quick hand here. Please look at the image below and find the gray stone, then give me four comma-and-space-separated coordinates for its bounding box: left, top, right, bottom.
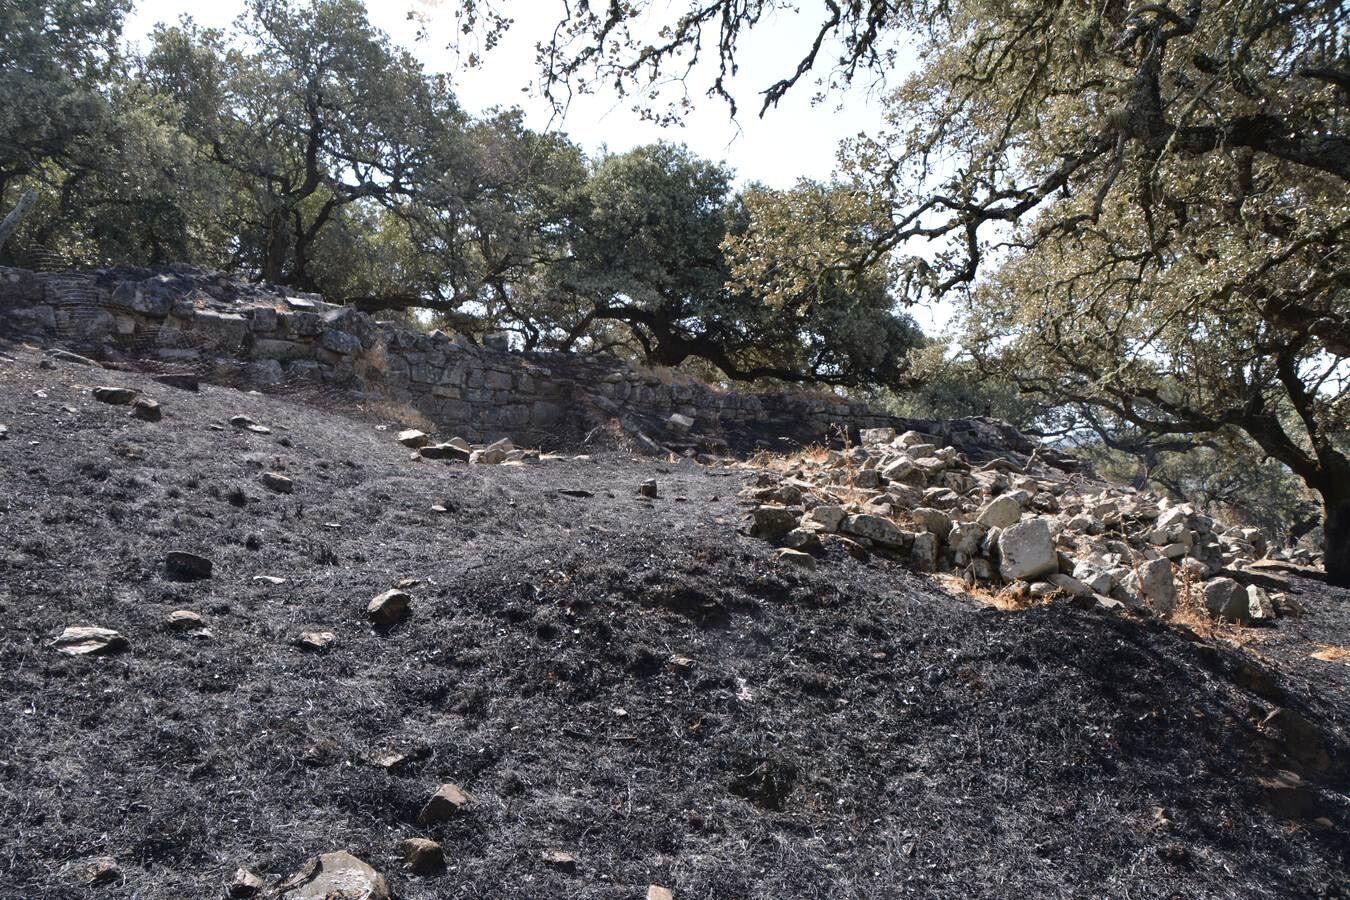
751, 506, 799, 540
804, 504, 846, 532
320, 328, 362, 355
948, 522, 987, 556
1247, 585, 1276, 622
261, 472, 293, 493
367, 589, 411, 626
860, 426, 896, 445
130, 397, 162, 421
401, 837, 445, 875
977, 494, 1022, 529
910, 531, 939, 571
842, 514, 910, 550
1131, 557, 1177, 614
44, 348, 100, 367
228, 867, 264, 897
777, 547, 817, 569
53, 626, 129, 656
92, 385, 137, 405
397, 429, 430, 448
997, 519, 1058, 581
295, 631, 337, 653
1049, 573, 1093, 599
275, 851, 389, 900
420, 442, 471, 462
1203, 577, 1251, 623
781, 528, 823, 554
910, 507, 951, 537
165, 551, 213, 580
418, 783, 473, 824
154, 372, 198, 391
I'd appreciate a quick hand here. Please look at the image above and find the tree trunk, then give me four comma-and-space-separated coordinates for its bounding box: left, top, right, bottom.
0, 190, 37, 253
1324, 494, 1350, 588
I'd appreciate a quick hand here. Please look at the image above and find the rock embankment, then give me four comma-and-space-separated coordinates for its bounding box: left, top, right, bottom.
743, 427, 1321, 624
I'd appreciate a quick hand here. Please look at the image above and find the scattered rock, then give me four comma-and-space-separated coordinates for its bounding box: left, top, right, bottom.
78, 856, 121, 886
420, 442, 471, 462
295, 631, 337, 653
254, 575, 287, 585
92, 386, 137, 405
400, 837, 445, 875
638, 478, 659, 498
367, 589, 411, 626
129, 397, 162, 421
154, 372, 199, 391
1248, 585, 1277, 622
470, 446, 509, 464
777, 547, 817, 569
54, 626, 129, 657
261, 471, 293, 493
397, 429, 430, 448
165, 609, 210, 636
227, 867, 264, 897
751, 505, 798, 540
274, 851, 390, 900
417, 782, 473, 824
229, 415, 271, 434
541, 850, 577, 873
647, 887, 674, 900
45, 348, 101, 367
165, 550, 213, 581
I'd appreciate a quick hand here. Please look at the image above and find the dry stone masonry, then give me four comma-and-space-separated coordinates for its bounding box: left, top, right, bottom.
0, 264, 974, 453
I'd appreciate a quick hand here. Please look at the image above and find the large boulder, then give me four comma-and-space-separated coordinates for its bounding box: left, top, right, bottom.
997, 519, 1058, 581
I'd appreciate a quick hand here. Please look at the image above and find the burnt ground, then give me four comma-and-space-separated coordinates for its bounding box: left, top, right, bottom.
1, 344, 1348, 900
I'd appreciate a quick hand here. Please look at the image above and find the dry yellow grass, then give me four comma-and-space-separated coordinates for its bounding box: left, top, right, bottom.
1310, 645, 1350, 665
934, 573, 1052, 612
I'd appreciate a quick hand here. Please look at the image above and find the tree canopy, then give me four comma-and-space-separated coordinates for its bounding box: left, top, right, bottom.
0, 0, 918, 390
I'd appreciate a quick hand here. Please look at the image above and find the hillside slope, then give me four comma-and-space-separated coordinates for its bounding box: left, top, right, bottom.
1, 344, 1347, 899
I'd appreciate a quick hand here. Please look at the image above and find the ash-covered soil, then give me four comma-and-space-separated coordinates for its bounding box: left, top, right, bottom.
1, 345, 1348, 899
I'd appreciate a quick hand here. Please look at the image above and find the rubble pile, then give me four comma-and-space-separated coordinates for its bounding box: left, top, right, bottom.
742, 426, 1322, 625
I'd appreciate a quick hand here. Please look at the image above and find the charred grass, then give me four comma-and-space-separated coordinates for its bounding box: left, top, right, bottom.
1, 346, 1348, 898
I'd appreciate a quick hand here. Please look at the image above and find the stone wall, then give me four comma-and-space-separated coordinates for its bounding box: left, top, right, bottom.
0, 264, 1051, 458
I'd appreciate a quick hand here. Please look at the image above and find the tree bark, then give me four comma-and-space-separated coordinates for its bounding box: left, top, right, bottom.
1324, 492, 1350, 588
0, 190, 37, 253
